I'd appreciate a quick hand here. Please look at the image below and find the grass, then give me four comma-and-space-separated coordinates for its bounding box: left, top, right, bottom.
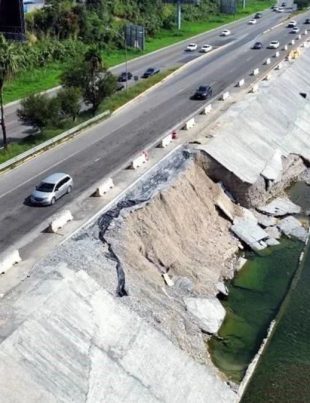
0, 69, 175, 165
3, 0, 273, 104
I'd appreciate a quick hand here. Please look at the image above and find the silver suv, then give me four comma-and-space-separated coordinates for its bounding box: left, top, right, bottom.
30, 173, 73, 206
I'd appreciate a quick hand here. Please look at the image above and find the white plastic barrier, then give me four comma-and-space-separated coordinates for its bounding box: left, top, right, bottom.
130, 151, 148, 169
0, 250, 21, 274
220, 91, 230, 101
283, 44, 288, 50
265, 58, 271, 65
159, 133, 173, 148
297, 34, 302, 40
95, 178, 114, 197
275, 62, 283, 70
201, 104, 212, 115
183, 118, 196, 130
275, 51, 280, 57
264, 73, 272, 81
304, 30, 308, 35
252, 68, 259, 76
237, 78, 245, 87
49, 210, 73, 233
291, 39, 295, 45
250, 83, 258, 93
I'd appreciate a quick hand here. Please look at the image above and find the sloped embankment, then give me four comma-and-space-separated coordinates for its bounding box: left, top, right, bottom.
102, 153, 240, 363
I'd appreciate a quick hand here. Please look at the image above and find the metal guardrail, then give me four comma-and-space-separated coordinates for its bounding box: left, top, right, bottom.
0, 110, 110, 173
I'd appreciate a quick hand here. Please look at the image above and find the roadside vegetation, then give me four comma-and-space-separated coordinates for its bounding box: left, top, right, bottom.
2, 0, 275, 104
0, 67, 175, 165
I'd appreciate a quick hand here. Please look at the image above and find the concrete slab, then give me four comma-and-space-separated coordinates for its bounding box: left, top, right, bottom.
231, 217, 269, 251
277, 216, 308, 242
258, 197, 301, 216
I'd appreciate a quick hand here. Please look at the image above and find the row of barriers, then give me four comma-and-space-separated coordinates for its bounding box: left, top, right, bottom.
1, 32, 309, 276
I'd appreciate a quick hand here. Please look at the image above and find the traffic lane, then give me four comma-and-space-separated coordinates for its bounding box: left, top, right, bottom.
1, 11, 288, 144
0, 19, 305, 198
0, 36, 295, 251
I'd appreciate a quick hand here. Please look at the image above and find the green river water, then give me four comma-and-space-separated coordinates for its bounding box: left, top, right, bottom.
210, 182, 310, 402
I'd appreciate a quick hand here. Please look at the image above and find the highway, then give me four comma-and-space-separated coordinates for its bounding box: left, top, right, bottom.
4, 8, 287, 142
0, 7, 309, 253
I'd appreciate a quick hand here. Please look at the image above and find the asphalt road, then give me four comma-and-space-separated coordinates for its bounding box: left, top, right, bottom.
1, 7, 309, 253
4, 7, 288, 143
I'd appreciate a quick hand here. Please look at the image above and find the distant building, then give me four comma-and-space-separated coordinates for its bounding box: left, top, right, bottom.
23, 0, 44, 13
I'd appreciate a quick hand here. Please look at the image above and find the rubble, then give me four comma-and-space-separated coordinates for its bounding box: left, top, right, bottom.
184, 297, 226, 334
252, 210, 278, 227
277, 216, 308, 242
258, 197, 301, 216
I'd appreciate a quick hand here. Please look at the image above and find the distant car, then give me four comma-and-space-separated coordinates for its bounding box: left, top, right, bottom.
117, 71, 133, 82
291, 26, 300, 33
281, 2, 286, 6
200, 44, 213, 53
273, 6, 279, 11
288, 20, 297, 28
193, 85, 213, 100
305, 18, 310, 24
30, 173, 73, 206
141, 67, 160, 78
248, 19, 257, 24
221, 29, 231, 36
254, 12, 263, 18
268, 40, 280, 49
277, 7, 285, 12
186, 43, 198, 51
253, 41, 263, 49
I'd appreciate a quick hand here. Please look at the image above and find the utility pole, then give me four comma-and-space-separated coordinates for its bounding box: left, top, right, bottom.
177, 0, 182, 30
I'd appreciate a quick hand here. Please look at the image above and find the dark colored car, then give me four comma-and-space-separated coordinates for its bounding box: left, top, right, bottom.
253, 41, 263, 49
305, 18, 310, 24
117, 71, 133, 82
193, 85, 213, 100
141, 67, 160, 78
254, 12, 263, 18
281, 2, 286, 6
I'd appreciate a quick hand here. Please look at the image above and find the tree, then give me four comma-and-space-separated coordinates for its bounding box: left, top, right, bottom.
61, 49, 117, 115
0, 35, 19, 149
57, 87, 81, 121
17, 94, 60, 131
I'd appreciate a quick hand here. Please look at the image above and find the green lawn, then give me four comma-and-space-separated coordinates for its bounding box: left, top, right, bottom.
3, 0, 273, 104
0, 69, 175, 165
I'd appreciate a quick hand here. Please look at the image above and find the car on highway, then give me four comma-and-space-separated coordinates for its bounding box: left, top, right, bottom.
253, 41, 263, 49
30, 173, 73, 206
281, 2, 286, 6
248, 19, 257, 24
254, 12, 263, 18
291, 26, 300, 33
141, 67, 160, 78
193, 85, 213, 100
221, 29, 231, 36
272, 6, 279, 11
277, 7, 285, 12
268, 40, 280, 49
304, 18, 310, 24
287, 20, 297, 27
200, 44, 213, 53
186, 43, 198, 51
117, 71, 133, 82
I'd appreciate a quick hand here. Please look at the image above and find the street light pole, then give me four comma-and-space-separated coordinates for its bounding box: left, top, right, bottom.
123, 32, 128, 92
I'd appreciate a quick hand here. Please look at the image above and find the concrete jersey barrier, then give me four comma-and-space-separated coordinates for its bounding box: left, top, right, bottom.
0, 250, 21, 274
49, 210, 73, 233
95, 178, 114, 197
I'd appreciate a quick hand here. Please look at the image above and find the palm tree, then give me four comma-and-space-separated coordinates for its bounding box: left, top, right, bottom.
0, 35, 19, 149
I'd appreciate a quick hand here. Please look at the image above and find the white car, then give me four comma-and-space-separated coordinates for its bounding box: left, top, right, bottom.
248, 19, 257, 24
277, 7, 284, 12
291, 26, 300, 33
200, 44, 213, 53
268, 40, 280, 49
288, 20, 297, 27
221, 29, 231, 36
186, 43, 198, 51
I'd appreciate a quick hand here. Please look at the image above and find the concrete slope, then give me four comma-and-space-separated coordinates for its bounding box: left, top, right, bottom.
0, 269, 236, 403
202, 47, 310, 184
